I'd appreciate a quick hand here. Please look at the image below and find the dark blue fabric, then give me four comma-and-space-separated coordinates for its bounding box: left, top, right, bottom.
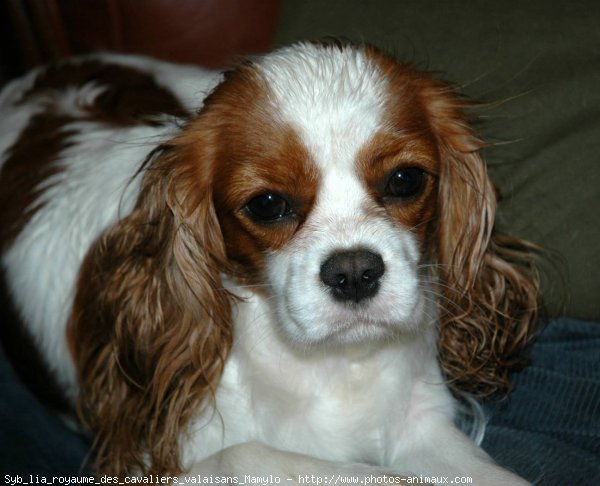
0, 346, 91, 475
482, 318, 600, 484
1, 318, 599, 483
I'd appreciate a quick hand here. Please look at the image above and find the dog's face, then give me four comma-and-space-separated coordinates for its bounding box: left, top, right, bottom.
195, 44, 442, 345
68, 43, 539, 475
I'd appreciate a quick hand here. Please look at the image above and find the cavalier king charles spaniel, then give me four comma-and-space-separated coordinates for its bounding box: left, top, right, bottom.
0, 42, 538, 482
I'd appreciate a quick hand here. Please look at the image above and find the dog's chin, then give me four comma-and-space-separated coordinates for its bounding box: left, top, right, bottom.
280, 311, 426, 350
280, 289, 428, 347
314, 319, 403, 346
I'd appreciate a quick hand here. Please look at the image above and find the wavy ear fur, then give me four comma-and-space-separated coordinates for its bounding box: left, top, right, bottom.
68, 142, 234, 475
423, 84, 540, 397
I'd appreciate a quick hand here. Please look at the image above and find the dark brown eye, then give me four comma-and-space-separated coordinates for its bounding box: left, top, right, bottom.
385, 167, 426, 199
245, 192, 290, 222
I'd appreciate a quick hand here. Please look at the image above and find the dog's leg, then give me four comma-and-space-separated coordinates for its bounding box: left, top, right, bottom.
389, 415, 528, 485
185, 442, 406, 484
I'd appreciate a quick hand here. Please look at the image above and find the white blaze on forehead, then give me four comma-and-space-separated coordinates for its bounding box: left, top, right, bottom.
256, 43, 388, 174
256, 45, 426, 344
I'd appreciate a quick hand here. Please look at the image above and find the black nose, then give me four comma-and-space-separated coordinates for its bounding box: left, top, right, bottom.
320, 249, 385, 303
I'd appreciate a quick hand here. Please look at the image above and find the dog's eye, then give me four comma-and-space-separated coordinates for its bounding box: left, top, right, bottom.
245, 193, 290, 222
385, 167, 426, 199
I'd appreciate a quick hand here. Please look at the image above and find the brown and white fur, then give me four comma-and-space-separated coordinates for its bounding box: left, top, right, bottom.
0, 42, 538, 481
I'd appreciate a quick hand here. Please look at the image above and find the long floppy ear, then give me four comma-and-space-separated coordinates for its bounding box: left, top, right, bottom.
68, 142, 234, 475
424, 84, 540, 397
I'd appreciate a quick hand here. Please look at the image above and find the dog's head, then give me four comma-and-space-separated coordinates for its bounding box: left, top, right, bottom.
70, 42, 539, 475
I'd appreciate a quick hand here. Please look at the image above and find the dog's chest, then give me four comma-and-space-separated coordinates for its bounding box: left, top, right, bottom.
185, 298, 439, 467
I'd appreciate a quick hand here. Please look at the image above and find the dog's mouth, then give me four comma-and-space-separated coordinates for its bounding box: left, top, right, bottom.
272, 257, 427, 347
325, 317, 404, 341
283, 301, 424, 348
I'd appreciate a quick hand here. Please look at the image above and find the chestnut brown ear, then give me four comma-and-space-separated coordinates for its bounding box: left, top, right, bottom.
68, 143, 234, 475
424, 85, 540, 397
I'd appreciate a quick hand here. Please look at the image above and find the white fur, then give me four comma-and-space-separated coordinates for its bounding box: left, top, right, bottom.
0, 45, 526, 483
0, 55, 221, 399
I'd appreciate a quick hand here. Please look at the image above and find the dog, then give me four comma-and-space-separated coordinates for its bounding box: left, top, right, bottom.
0, 42, 538, 482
